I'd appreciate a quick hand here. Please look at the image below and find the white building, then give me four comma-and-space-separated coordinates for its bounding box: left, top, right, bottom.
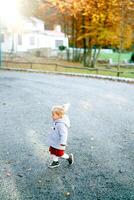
1, 17, 68, 53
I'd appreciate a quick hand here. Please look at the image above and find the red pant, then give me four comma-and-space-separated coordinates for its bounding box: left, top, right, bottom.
49, 146, 64, 157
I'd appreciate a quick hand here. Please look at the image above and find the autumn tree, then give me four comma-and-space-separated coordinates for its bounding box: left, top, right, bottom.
44, 1, 116, 65
112, 0, 134, 71
20, 0, 134, 67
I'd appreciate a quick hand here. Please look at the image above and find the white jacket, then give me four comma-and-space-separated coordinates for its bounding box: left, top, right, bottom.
47, 116, 70, 150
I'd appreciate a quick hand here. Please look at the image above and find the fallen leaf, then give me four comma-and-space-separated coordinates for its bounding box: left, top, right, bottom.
91, 137, 94, 140
6, 172, 11, 177
17, 173, 23, 177
64, 192, 70, 196
28, 154, 33, 157
26, 168, 31, 171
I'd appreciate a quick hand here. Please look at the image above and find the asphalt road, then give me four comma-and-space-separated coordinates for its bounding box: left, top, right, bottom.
0, 70, 134, 200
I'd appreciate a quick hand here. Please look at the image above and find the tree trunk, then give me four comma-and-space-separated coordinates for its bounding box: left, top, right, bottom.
11, 32, 15, 53
117, 0, 125, 76
117, 48, 122, 76
72, 16, 75, 61
96, 47, 101, 65
82, 14, 87, 66
0, 18, 2, 66
91, 47, 101, 68
87, 48, 92, 67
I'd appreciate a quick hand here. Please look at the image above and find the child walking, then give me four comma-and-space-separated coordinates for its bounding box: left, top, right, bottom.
47, 104, 74, 168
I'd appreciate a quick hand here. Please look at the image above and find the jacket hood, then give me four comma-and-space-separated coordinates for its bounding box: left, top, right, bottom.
54, 115, 71, 128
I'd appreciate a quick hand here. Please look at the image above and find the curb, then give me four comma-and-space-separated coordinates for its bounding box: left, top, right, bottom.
0, 67, 134, 84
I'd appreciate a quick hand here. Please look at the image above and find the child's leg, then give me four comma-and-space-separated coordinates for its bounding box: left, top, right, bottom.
51, 154, 59, 162
61, 153, 74, 165
61, 153, 69, 159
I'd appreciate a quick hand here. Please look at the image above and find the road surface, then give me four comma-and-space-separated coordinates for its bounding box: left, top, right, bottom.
0, 70, 134, 200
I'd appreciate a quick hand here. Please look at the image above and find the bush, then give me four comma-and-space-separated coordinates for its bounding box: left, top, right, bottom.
130, 52, 134, 63
59, 45, 66, 51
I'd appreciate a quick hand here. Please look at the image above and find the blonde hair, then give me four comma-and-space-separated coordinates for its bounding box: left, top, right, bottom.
52, 103, 70, 117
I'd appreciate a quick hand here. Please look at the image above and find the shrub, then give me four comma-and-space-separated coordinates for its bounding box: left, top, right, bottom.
59, 45, 66, 51
130, 52, 134, 63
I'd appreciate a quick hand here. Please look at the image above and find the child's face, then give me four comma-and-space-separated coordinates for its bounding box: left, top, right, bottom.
52, 112, 61, 120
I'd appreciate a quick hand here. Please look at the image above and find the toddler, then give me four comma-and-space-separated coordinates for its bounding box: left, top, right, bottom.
47, 104, 74, 168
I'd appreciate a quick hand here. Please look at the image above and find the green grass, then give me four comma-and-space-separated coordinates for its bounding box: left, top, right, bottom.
57, 65, 134, 78
3, 52, 134, 79
4, 63, 134, 78
120, 72, 134, 78
98, 52, 132, 62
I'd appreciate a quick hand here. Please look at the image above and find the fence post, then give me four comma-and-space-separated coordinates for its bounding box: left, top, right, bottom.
55, 64, 58, 71
117, 71, 120, 77
30, 62, 32, 69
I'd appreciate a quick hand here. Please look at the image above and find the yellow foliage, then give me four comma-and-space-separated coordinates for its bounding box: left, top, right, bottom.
48, 0, 134, 49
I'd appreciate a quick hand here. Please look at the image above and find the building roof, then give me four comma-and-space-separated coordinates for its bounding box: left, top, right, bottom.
2, 16, 67, 38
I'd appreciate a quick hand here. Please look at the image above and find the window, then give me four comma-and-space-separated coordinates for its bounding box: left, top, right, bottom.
55, 40, 63, 48
18, 34, 22, 45
0, 34, 5, 43
29, 37, 35, 45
